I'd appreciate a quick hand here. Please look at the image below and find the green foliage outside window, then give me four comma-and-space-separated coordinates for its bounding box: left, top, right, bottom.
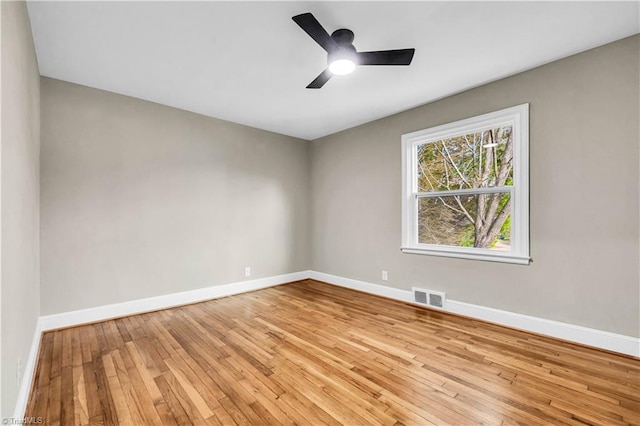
416, 126, 513, 250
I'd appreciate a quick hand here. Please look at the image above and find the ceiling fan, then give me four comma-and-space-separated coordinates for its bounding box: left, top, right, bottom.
292, 12, 415, 89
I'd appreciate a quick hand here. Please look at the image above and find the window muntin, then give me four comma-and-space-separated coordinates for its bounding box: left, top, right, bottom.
416, 125, 513, 192
401, 104, 529, 264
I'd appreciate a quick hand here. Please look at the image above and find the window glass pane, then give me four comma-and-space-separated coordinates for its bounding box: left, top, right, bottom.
417, 126, 514, 192
418, 192, 511, 250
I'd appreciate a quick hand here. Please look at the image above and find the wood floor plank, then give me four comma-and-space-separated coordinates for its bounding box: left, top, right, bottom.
102, 353, 134, 425
111, 349, 146, 425
165, 360, 215, 419
81, 361, 103, 422
46, 374, 61, 426
154, 374, 193, 425
92, 355, 118, 425
26, 279, 640, 425
72, 365, 89, 425
125, 341, 164, 404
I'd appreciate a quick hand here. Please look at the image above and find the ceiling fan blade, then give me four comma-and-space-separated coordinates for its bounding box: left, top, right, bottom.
306, 69, 332, 89
357, 48, 415, 66
292, 13, 338, 53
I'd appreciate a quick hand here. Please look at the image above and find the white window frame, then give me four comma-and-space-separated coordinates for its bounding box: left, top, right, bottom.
401, 104, 530, 265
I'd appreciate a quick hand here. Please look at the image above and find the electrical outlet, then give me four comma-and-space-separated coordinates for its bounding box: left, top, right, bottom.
245, 267, 251, 277
381, 270, 388, 281
16, 357, 22, 388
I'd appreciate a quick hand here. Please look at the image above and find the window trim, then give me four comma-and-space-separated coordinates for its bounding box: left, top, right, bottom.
401, 104, 530, 265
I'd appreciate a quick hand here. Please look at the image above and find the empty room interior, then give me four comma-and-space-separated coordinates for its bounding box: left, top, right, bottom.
2, 1, 640, 424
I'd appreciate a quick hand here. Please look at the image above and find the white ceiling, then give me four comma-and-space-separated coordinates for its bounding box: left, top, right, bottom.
27, 1, 639, 140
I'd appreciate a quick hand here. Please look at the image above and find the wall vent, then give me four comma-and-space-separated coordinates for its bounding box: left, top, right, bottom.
412, 287, 446, 309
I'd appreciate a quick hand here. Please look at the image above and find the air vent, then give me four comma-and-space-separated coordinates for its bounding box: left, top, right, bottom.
412, 287, 446, 309
414, 290, 427, 304
429, 292, 444, 308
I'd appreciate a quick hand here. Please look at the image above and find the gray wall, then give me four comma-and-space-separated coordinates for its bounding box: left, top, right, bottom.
1, 1, 41, 417
311, 35, 640, 337
41, 78, 310, 315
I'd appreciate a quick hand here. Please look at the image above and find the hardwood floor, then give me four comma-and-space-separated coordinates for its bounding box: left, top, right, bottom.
26, 279, 640, 425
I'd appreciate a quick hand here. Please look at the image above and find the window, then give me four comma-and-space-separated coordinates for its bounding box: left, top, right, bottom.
401, 104, 529, 264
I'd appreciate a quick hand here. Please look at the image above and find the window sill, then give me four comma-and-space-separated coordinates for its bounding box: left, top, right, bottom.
401, 246, 531, 265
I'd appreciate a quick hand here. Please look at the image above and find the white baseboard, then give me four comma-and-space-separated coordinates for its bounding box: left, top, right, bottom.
309, 271, 640, 357
444, 299, 639, 357
13, 320, 43, 420
39, 271, 310, 331
16, 268, 639, 419
310, 271, 415, 303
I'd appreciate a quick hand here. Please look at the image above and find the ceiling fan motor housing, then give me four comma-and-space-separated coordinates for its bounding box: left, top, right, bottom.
331, 28, 355, 46
328, 29, 357, 64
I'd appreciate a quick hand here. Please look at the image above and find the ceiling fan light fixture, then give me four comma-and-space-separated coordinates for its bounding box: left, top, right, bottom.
329, 58, 355, 75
